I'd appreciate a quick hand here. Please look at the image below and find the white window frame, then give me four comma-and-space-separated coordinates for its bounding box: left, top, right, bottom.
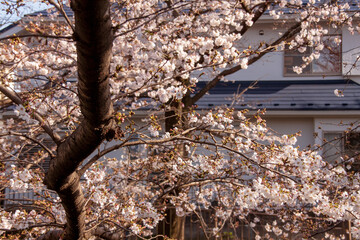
314, 118, 359, 158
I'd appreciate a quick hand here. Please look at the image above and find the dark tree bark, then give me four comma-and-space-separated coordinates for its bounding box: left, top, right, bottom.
0, 1, 307, 239
43, 0, 115, 239
158, 93, 192, 240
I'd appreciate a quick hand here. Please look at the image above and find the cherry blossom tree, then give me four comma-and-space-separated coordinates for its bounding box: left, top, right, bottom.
0, 0, 359, 239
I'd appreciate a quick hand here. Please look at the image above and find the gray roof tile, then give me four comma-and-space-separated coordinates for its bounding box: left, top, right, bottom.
194, 80, 360, 110
25, 5, 73, 17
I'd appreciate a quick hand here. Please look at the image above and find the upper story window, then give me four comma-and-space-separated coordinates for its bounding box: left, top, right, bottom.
284, 35, 341, 76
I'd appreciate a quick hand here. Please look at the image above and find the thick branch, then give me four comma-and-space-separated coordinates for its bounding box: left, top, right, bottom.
78, 127, 197, 175
1, 224, 63, 239
43, 0, 115, 239
190, 20, 302, 105
89, 227, 125, 240
37, 230, 63, 240
0, 34, 72, 42
0, 85, 62, 144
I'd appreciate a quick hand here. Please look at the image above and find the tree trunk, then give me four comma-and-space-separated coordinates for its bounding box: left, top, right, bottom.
43, 0, 114, 239
158, 95, 191, 240
169, 208, 185, 240
158, 207, 185, 240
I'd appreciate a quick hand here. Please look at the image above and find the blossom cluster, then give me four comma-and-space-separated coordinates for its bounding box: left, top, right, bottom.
1, 0, 360, 239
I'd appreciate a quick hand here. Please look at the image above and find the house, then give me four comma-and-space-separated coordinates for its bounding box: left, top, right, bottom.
213, 17, 360, 162
1, 4, 359, 160
0, 2, 360, 239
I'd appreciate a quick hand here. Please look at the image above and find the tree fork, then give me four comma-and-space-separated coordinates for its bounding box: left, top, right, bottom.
44, 0, 115, 239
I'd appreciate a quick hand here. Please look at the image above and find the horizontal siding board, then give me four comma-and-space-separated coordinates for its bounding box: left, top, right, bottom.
4, 188, 58, 209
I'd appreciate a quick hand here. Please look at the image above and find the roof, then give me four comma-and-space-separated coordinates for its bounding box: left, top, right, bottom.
195, 80, 360, 111
25, 5, 73, 17
0, 5, 73, 32
2, 1, 357, 32
0, 22, 18, 34
19, 1, 360, 18
266, 0, 359, 14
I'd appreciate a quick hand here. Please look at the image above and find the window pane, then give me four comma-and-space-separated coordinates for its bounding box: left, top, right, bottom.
284, 35, 341, 75
284, 55, 311, 74
312, 55, 340, 73
128, 134, 146, 160
345, 132, 360, 171
323, 132, 343, 165
323, 132, 360, 170
313, 36, 341, 73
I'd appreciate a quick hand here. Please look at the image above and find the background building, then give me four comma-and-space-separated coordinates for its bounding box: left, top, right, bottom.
1, 3, 359, 239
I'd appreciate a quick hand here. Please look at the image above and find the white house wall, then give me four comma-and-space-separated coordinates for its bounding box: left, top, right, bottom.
342, 27, 360, 77
93, 116, 316, 159
2, 20, 358, 82
223, 22, 356, 82
265, 116, 314, 149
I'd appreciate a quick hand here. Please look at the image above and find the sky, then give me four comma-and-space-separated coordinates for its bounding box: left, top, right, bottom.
0, 1, 49, 30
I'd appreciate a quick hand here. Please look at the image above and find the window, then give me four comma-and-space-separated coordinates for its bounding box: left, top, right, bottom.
323, 132, 360, 170
127, 134, 146, 160
284, 35, 341, 76
19, 141, 52, 171
344, 132, 360, 170
2, 139, 56, 209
